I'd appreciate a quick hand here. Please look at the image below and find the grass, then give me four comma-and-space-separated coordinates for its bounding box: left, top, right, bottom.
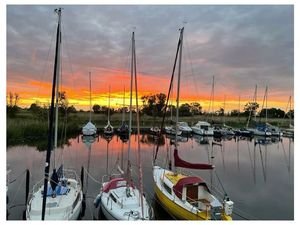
7, 111, 292, 149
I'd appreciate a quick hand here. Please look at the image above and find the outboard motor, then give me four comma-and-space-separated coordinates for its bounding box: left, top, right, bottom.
223, 196, 234, 217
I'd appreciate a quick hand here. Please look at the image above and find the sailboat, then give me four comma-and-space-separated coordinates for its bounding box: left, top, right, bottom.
82, 72, 97, 136
94, 31, 153, 220
150, 104, 161, 135
153, 27, 234, 220
247, 86, 272, 136
192, 77, 214, 136
213, 96, 235, 137
117, 86, 129, 138
283, 96, 294, 137
26, 8, 83, 220
104, 85, 114, 135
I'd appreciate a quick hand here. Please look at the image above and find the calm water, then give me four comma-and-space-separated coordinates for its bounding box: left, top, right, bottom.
6, 134, 294, 220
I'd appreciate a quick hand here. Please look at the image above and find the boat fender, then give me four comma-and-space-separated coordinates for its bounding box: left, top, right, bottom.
94, 193, 102, 208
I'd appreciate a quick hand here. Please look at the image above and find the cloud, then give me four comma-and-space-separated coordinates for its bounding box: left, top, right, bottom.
7, 5, 294, 108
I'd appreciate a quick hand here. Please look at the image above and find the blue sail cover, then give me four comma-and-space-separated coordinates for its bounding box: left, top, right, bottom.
57, 164, 63, 179
256, 124, 267, 132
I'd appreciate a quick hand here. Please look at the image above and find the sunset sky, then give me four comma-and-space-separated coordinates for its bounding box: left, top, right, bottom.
6, 5, 294, 112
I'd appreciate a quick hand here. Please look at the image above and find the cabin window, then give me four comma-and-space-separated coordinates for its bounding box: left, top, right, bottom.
109, 193, 117, 203
163, 182, 172, 195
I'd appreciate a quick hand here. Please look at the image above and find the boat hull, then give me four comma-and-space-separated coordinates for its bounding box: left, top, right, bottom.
154, 181, 208, 220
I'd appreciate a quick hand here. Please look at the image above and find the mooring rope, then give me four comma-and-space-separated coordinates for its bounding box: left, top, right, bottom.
83, 168, 102, 185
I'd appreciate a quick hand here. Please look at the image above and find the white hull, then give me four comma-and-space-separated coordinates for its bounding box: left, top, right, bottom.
165, 126, 182, 135
99, 181, 152, 220
26, 177, 83, 220
192, 127, 214, 136
82, 130, 97, 136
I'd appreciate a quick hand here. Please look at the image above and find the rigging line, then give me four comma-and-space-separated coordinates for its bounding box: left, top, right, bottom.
61, 21, 76, 95
214, 170, 227, 197
153, 29, 182, 164
184, 32, 201, 102
8, 169, 27, 185
83, 168, 102, 185
8, 173, 26, 207
33, 23, 57, 105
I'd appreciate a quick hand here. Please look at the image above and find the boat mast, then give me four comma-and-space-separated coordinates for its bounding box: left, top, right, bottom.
42, 8, 62, 220
211, 75, 215, 122
238, 95, 241, 121
108, 85, 111, 124
126, 32, 134, 184
132, 31, 144, 217
254, 84, 257, 122
223, 95, 226, 125
122, 85, 125, 124
265, 85, 268, 124
175, 27, 184, 149
53, 8, 62, 169
89, 71, 92, 122
246, 84, 257, 128
289, 95, 292, 126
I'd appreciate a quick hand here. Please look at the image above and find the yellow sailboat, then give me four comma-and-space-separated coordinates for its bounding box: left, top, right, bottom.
153, 27, 234, 220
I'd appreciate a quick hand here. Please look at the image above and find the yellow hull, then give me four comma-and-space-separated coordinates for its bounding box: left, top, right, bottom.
154, 182, 232, 220
154, 182, 209, 220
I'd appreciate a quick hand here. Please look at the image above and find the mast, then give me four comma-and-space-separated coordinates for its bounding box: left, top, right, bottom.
122, 85, 125, 124
126, 32, 134, 184
108, 85, 111, 124
246, 85, 257, 128
223, 95, 226, 125
211, 76, 215, 121
132, 31, 144, 217
265, 85, 268, 124
89, 72, 92, 122
254, 84, 257, 122
238, 95, 241, 121
170, 81, 173, 122
289, 95, 292, 126
175, 27, 184, 149
53, 7, 62, 169
42, 8, 61, 220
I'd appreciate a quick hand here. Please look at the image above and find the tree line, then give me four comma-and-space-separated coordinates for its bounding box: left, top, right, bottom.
7, 92, 294, 119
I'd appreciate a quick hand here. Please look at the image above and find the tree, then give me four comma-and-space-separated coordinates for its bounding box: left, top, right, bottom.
141, 93, 166, 116
190, 102, 202, 115
179, 103, 192, 116
92, 104, 101, 113
260, 108, 285, 118
7, 92, 20, 118
67, 105, 77, 113
230, 109, 239, 117
58, 91, 68, 114
216, 107, 224, 116
243, 102, 259, 117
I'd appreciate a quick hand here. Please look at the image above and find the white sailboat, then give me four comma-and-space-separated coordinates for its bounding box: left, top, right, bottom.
247, 86, 272, 136
94, 31, 153, 220
153, 27, 233, 220
192, 77, 214, 136
104, 85, 114, 135
82, 71, 97, 136
192, 121, 214, 136
26, 8, 83, 220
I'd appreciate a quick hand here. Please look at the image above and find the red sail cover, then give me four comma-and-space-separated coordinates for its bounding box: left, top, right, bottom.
174, 149, 214, 170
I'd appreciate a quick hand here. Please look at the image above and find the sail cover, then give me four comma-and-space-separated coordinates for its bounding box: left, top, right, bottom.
174, 149, 214, 170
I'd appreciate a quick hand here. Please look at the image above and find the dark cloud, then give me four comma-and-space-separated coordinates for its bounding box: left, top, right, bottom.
7, 5, 294, 100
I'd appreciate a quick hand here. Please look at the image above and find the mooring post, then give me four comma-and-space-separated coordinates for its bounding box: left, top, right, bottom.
81, 166, 84, 191
25, 169, 30, 204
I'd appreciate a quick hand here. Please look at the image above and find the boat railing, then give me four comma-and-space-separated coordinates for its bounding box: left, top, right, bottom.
28, 169, 80, 201
101, 173, 123, 184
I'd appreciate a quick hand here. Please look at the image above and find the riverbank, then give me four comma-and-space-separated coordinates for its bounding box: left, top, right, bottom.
7, 111, 292, 148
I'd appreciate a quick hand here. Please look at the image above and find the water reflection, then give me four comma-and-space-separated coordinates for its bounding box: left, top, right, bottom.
6, 134, 293, 220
